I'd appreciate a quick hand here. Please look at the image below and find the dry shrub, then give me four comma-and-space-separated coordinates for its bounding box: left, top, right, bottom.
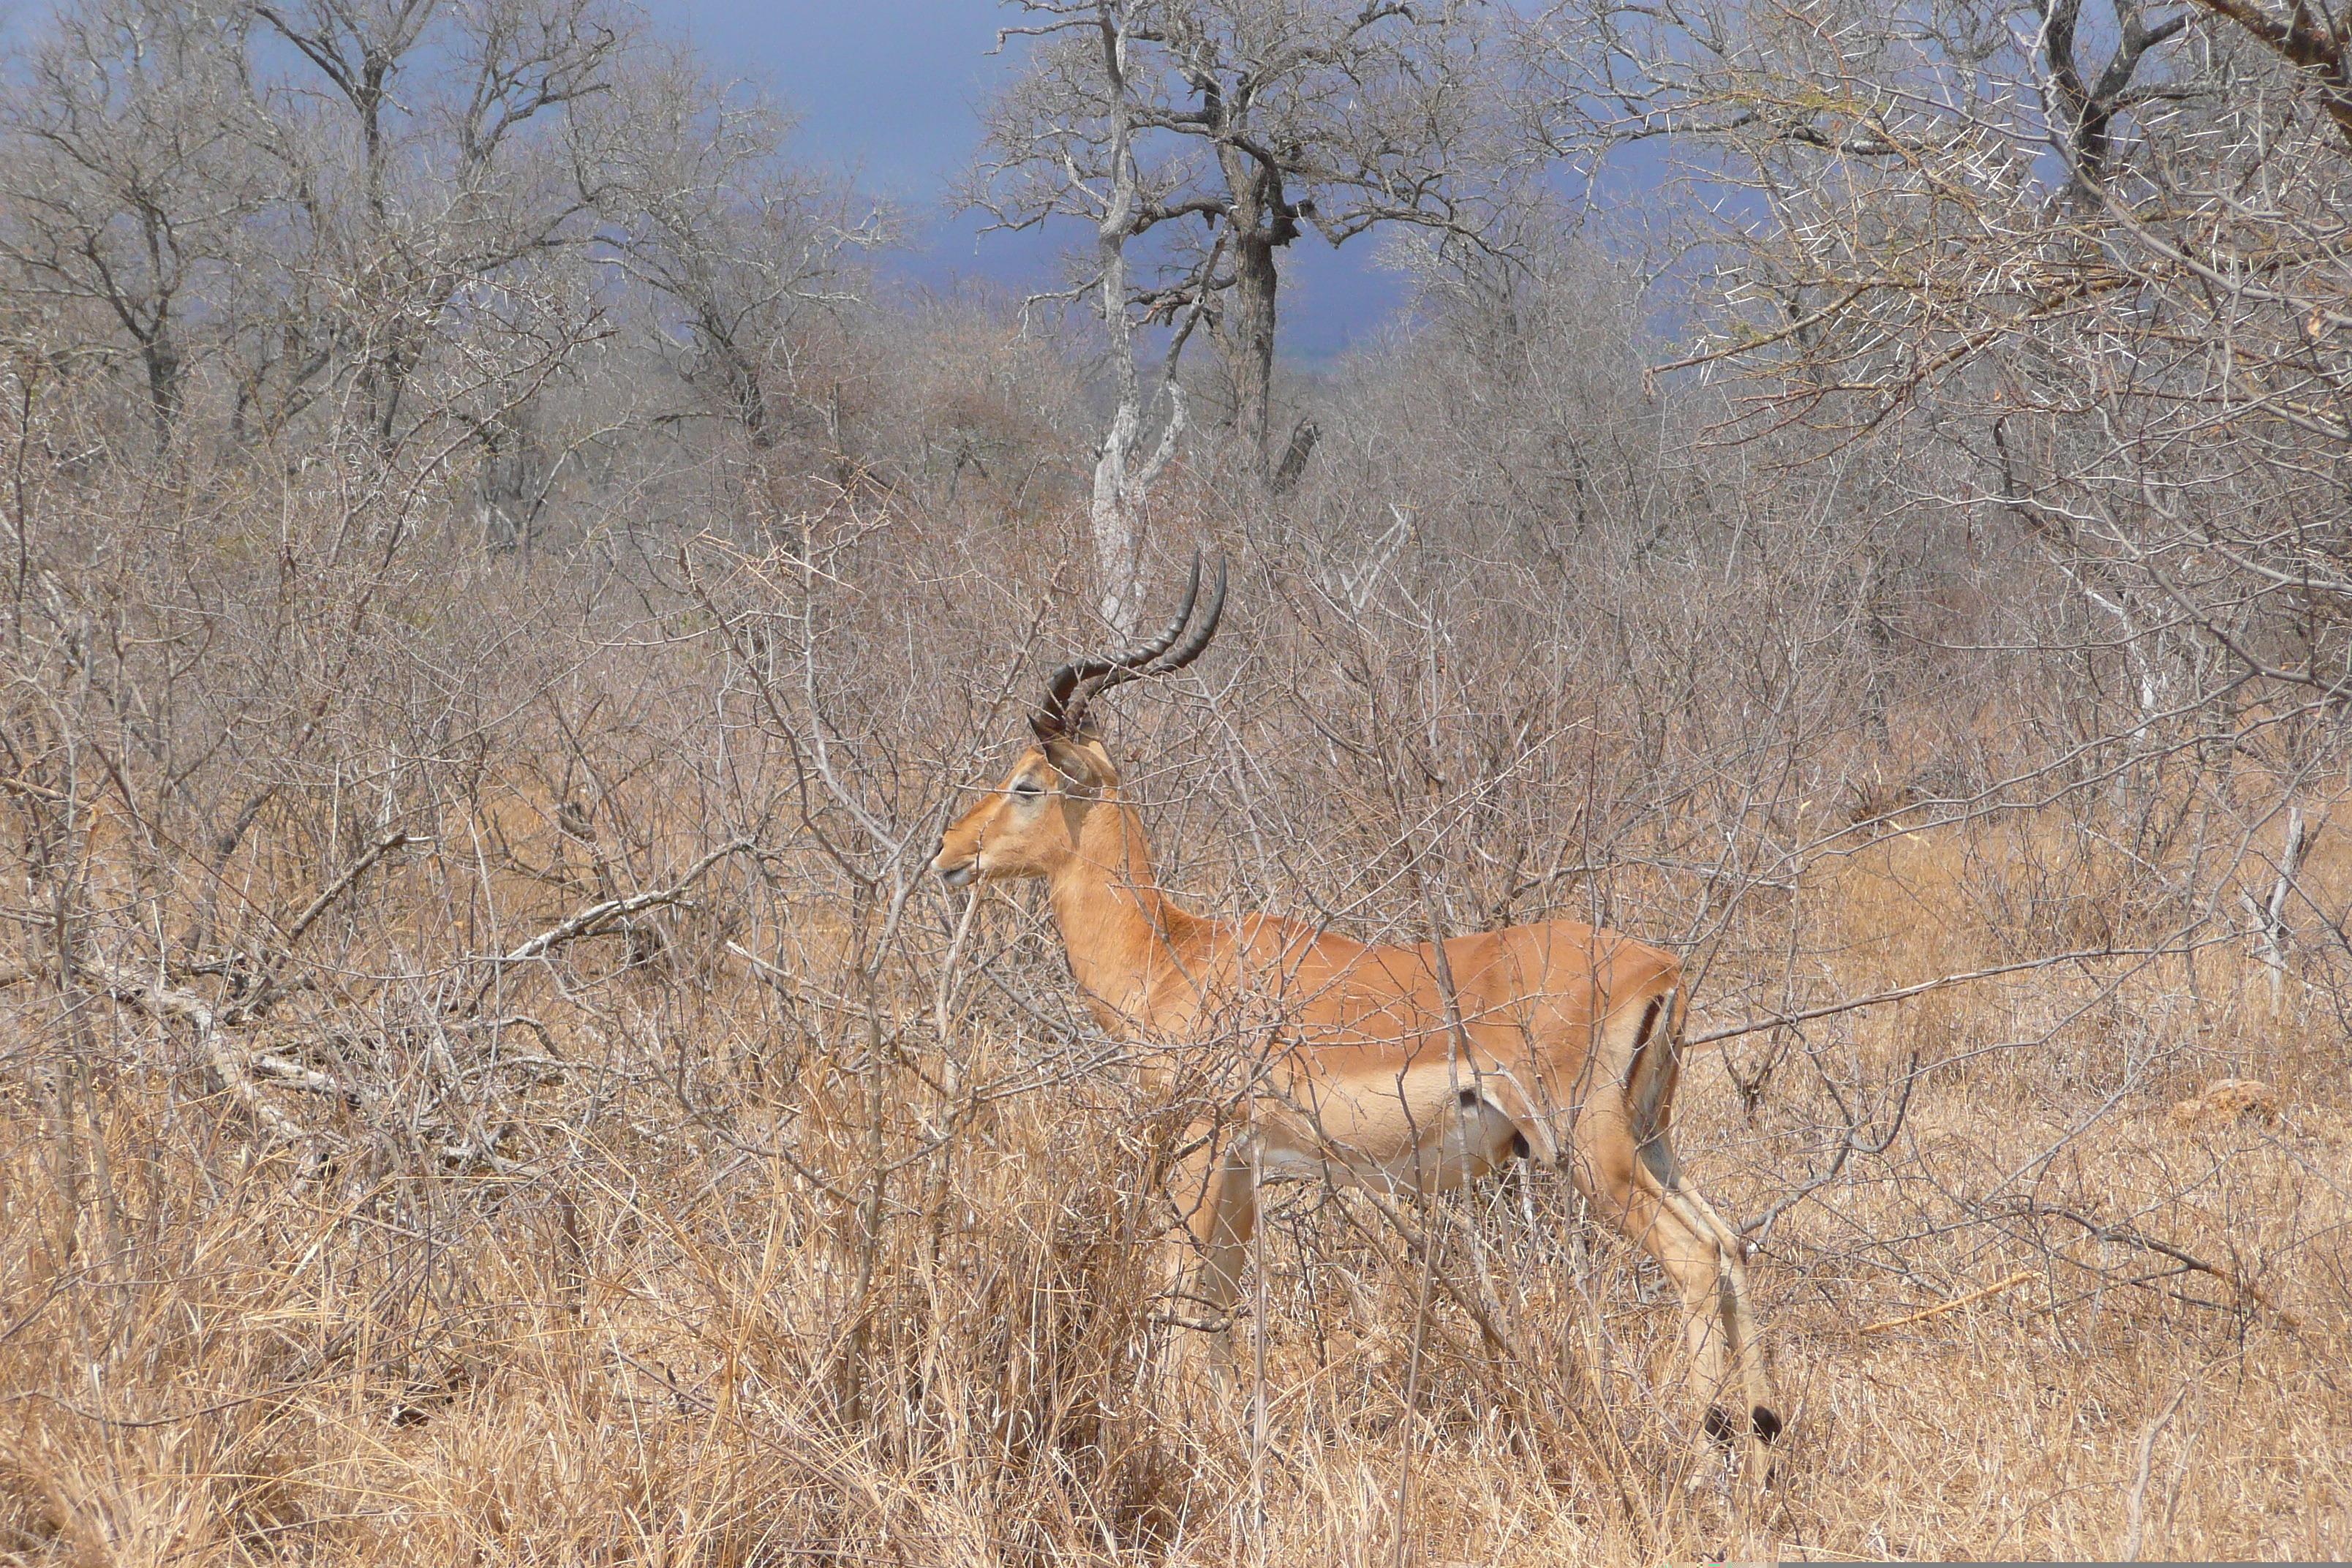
3, 198, 2348, 1567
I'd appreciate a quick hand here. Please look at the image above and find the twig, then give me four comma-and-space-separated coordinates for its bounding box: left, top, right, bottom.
236, 829, 421, 1022
2122, 1381, 2192, 1561
0, 1278, 67, 1346
494, 839, 750, 962
1335, 1178, 1659, 1556
282, 829, 414, 949
1687, 943, 2195, 1047
2002, 1200, 2302, 1325
3, 1379, 339, 1428
1857, 1270, 2035, 1335
934, 889, 979, 1045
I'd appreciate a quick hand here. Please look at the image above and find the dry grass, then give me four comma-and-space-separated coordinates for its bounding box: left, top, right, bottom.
5, 785, 2348, 1567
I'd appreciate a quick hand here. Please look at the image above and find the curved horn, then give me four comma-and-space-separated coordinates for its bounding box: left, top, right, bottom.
1058, 553, 1228, 736
1035, 552, 1209, 738
1033, 553, 1203, 737
1143, 551, 1225, 676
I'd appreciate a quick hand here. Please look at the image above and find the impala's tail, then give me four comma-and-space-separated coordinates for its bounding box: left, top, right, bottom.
1621, 985, 1680, 1153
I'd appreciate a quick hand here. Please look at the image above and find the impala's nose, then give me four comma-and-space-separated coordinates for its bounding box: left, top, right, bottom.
933, 837, 975, 887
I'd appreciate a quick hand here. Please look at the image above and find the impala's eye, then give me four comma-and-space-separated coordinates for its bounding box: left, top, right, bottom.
1013, 780, 1044, 801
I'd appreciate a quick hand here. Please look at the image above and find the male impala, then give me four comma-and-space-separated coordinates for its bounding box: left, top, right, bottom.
934, 554, 1779, 1464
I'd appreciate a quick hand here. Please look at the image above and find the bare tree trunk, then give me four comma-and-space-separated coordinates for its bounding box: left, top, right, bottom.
1091, 20, 1145, 633
1090, 433, 1142, 631
1212, 137, 1282, 474
141, 333, 181, 451
1225, 225, 1277, 470
1082, 4, 1191, 633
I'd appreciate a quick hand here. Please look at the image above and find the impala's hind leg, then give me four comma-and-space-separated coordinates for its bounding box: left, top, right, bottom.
1614, 990, 1780, 1470
1564, 1113, 1738, 1450
1161, 1127, 1256, 1393
1637, 1134, 1780, 1479
1646, 1152, 1768, 1448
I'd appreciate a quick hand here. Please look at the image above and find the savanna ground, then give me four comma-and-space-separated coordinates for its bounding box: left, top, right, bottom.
1, 495, 2346, 1567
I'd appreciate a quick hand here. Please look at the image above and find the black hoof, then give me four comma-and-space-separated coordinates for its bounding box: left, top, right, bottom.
1704, 1405, 1738, 1445
1752, 1404, 1784, 1442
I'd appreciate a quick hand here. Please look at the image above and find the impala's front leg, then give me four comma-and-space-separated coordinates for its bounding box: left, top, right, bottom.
1161, 1123, 1256, 1391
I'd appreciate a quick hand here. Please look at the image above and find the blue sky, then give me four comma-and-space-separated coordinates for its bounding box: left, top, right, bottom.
666, 0, 1409, 363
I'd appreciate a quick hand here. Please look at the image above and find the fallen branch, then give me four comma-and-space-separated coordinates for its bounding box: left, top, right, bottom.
86, 956, 320, 1145
0, 773, 65, 802
251, 1052, 353, 1101
1858, 1270, 2035, 1335
490, 839, 753, 968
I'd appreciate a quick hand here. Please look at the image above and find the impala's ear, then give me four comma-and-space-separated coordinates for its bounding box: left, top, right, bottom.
1039, 733, 1111, 790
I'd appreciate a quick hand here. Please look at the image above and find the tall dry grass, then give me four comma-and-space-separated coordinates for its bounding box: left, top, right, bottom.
1, 353, 2345, 1564
4, 557, 2346, 1564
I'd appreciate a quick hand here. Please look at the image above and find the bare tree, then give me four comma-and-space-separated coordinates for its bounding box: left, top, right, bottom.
244, 0, 634, 447
975, 0, 1523, 516
595, 56, 883, 456
1526, 0, 2352, 721
990, 4, 1202, 625
0, 0, 267, 448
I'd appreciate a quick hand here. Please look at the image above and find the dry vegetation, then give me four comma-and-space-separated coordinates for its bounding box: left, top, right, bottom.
5, 0, 2352, 1564
3, 464, 2345, 1564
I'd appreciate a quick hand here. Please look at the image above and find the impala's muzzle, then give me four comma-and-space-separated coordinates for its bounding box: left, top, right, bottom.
934, 837, 977, 888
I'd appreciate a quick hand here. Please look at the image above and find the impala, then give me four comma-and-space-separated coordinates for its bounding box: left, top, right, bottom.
933, 554, 1779, 1465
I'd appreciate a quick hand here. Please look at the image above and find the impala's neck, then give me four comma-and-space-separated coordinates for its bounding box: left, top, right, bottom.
1046, 798, 1192, 1025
